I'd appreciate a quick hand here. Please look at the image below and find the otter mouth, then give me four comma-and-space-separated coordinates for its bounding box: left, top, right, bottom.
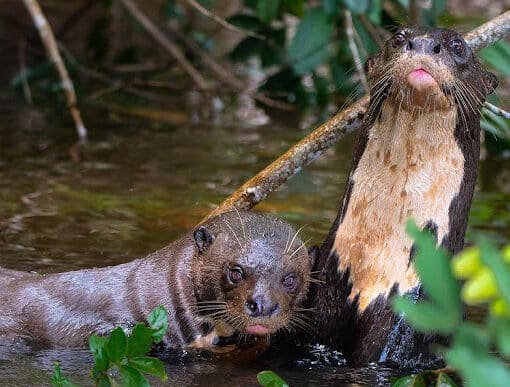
245, 324, 273, 336
406, 67, 438, 91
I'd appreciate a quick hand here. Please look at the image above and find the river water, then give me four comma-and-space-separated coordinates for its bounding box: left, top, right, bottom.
0, 101, 508, 386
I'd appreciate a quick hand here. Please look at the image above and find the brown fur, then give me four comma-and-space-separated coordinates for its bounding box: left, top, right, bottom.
0, 211, 315, 349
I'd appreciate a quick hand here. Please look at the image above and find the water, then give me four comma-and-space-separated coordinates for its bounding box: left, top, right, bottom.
0, 102, 508, 385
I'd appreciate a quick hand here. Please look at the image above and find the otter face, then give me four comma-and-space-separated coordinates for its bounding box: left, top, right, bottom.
192, 211, 317, 338
365, 27, 497, 113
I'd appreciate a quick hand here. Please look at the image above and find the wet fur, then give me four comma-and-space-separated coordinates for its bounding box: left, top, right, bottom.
0, 211, 314, 349
313, 27, 497, 366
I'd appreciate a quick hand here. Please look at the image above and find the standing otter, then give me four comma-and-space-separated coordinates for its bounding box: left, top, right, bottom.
313, 27, 497, 365
0, 211, 316, 348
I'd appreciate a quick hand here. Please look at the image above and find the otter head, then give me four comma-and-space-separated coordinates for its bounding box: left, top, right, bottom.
365, 27, 497, 113
192, 211, 317, 338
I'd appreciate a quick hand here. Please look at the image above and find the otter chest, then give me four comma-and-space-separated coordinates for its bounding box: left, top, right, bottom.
332, 105, 463, 310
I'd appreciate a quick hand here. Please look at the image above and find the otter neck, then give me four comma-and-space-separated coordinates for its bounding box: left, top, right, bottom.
332, 100, 462, 310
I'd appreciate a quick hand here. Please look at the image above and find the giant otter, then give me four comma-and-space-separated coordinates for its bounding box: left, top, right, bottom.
0, 211, 316, 348
313, 27, 497, 365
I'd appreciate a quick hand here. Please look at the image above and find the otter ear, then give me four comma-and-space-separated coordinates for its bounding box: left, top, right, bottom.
308, 245, 319, 267
193, 226, 215, 254
482, 71, 498, 96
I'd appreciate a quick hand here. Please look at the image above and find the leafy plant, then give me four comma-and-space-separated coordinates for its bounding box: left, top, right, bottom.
257, 370, 289, 387
51, 362, 80, 387
51, 306, 169, 387
391, 220, 510, 387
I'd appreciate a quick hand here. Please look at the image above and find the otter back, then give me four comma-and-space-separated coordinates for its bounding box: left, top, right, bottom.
0, 211, 315, 349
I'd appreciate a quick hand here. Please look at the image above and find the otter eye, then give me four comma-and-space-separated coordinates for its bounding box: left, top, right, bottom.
449, 38, 464, 55
392, 32, 406, 48
228, 266, 243, 284
282, 274, 298, 292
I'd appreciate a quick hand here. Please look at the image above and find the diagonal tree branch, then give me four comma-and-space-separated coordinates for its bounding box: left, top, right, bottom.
119, 0, 210, 91
204, 11, 510, 220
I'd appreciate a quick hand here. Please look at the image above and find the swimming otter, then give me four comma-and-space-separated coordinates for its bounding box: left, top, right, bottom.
313, 27, 497, 366
0, 211, 316, 348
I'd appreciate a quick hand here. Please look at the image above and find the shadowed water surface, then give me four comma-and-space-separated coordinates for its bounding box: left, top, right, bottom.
0, 105, 508, 385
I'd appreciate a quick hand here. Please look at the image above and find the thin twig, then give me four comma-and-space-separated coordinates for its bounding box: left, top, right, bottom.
344, 10, 369, 93
484, 102, 510, 120
169, 24, 294, 111
185, 0, 266, 41
17, 39, 33, 105
204, 12, 510, 219
22, 0, 87, 141
118, 0, 210, 91
409, 0, 422, 26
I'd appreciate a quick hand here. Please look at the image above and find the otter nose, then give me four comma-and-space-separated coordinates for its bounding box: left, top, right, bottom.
406, 37, 441, 55
245, 296, 279, 317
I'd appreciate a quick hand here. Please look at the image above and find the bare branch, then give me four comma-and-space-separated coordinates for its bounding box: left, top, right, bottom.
185, 0, 266, 41
408, 0, 422, 26
205, 11, 510, 219
23, 0, 87, 141
484, 101, 510, 120
205, 96, 369, 220
463, 10, 510, 51
119, 0, 210, 91
344, 10, 369, 94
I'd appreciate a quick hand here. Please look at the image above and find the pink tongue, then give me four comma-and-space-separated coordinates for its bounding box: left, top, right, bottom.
246, 324, 272, 336
407, 68, 437, 90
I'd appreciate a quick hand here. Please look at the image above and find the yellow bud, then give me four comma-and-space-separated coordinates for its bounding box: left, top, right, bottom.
502, 245, 510, 264
462, 267, 498, 304
452, 246, 482, 279
490, 298, 509, 317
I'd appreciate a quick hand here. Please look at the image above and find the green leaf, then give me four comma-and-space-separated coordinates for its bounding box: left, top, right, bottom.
287, 8, 333, 76
51, 362, 80, 387
391, 374, 426, 387
478, 238, 510, 306
230, 37, 265, 62
257, 370, 289, 387
489, 316, 510, 359
119, 365, 149, 387
91, 367, 112, 387
128, 357, 168, 381
89, 335, 110, 372
106, 327, 127, 365
127, 324, 153, 358
227, 14, 265, 32
281, 0, 305, 17
147, 306, 169, 343
436, 372, 458, 387
256, 0, 281, 24
392, 296, 459, 333
313, 73, 330, 108
447, 325, 510, 387
406, 220, 461, 317
322, 0, 341, 17
344, 0, 368, 14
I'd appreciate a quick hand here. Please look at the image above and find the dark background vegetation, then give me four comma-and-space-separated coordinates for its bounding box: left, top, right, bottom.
1, 0, 509, 150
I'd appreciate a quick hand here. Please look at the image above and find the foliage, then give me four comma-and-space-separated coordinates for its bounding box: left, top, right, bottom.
391, 220, 510, 387
257, 370, 289, 387
51, 306, 169, 387
51, 362, 80, 387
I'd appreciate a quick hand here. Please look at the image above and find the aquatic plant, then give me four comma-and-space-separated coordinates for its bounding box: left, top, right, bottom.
52, 306, 169, 387
391, 221, 510, 386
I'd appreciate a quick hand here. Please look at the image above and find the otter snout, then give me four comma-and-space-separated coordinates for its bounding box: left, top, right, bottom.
405, 36, 441, 55
245, 296, 279, 317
